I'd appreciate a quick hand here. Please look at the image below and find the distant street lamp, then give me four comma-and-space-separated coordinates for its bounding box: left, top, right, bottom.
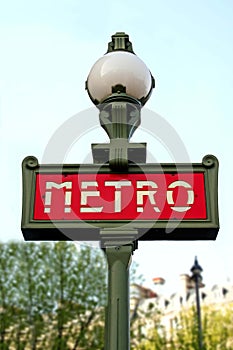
190, 257, 203, 350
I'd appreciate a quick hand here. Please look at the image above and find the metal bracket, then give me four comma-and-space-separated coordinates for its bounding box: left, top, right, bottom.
92, 141, 147, 170
92, 95, 147, 170
100, 228, 138, 251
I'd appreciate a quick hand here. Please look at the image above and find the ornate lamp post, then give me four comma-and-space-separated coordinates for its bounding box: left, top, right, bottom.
20, 31, 219, 349
190, 257, 203, 350
85, 32, 155, 350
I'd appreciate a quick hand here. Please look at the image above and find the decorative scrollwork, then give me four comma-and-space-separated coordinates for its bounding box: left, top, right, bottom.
24, 156, 39, 169
202, 154, 218, 168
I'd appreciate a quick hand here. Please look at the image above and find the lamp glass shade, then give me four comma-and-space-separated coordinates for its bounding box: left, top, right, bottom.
86, 51, 153, 104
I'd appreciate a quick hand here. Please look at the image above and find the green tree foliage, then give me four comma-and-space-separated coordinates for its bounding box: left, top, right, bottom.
131, 301, 167, 350
0, 242, 19, 350
168, 307, 200, 350
3, 241, 233, 349
131, 301, 233, 350
202, 305, 233, 350
0, 242, 107, 350
168, 305, 233, 350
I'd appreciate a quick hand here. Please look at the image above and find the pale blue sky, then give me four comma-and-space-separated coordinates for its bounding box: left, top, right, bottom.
0, 0, 232, 294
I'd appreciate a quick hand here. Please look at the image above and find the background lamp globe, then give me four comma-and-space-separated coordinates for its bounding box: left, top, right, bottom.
191, 256, 203, 277
86, 51, 155, 106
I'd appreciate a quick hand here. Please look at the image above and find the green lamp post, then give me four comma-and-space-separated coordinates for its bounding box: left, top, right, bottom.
85, 32, 155, 350
191, 257, 204, 350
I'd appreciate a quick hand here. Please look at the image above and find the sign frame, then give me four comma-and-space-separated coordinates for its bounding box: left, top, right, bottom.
21, 155, 219, 241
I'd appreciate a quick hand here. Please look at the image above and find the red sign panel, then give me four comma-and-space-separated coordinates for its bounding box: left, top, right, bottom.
34, 173, 206, 222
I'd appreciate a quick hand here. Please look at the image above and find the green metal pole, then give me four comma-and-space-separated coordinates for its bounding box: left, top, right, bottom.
104, 244, 133, 350
194, 274, 203, 350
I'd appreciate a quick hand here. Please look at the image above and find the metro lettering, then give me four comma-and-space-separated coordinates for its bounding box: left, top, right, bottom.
43, 179, 196, 214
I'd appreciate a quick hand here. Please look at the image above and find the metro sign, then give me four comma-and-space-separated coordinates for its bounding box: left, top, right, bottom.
34, 173, 206, 221
21, 155, 219, 241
